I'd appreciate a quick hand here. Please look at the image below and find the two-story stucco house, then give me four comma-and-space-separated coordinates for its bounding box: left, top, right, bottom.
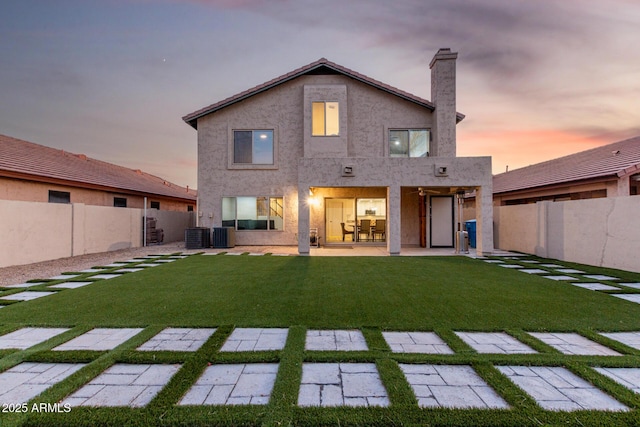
183, 48, 493, 255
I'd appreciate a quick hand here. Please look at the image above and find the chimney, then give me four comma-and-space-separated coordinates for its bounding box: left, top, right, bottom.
430, 48, 458, 157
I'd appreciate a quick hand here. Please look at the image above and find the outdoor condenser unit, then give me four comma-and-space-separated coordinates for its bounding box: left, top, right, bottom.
212, 227, 236, 248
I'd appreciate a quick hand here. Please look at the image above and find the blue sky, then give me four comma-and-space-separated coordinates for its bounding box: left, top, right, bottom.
1, 0, 639, 189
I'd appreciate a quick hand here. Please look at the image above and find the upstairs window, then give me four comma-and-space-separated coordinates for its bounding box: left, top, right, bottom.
389, 129, 429, 158
150, 201, 160, 209
312, 102, 339, 136
48, 190, 70, 204
234, 130, 273, 164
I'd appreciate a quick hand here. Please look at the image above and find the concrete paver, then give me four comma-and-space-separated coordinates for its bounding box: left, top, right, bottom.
539, 264, 563, 268
613, 294, 640, 304
0, 327, 70, 349
556, 269, 585, 274
299, 363, 389, 407
455, 332, 536, 354
220, 328, 288, 352
571, 283, 620, 291
49, 281, 93, 289
519, 269, 548, 274
305, 330, 368, 351
2, 282, 45, 288
180, 363, 278, 405
382, 331, 453, 354
0, 291, 56, 301
544, 276, 576, 281
63, 364, 180, 407
594, 367, 640, 393
89, 274, 122, 280
498, 264, 523, 269
114, 268, 145, 273
498, 366, 628, 411
0, 362, 86, 404
54, 328, 144, 351
529, 333, 621, 355
49, 274, 80, 280
600, 332, 640, 351
583, 275, 620, 281
400, 364, 508, 409
619, 283, 640, 289
138, 328, 216, 352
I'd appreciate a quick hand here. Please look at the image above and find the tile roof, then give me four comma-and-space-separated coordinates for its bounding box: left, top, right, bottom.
183, 57, 465, 129
0, 134, 196, 201
493, 136, 640, 194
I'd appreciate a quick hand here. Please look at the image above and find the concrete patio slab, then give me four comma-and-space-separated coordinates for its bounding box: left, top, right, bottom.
529, 333, 621, 356
571, 283, 620, 291
49, 281, 93, 289
400, 364, 508, 409
0, 363, 86, 404
600, 332, 640, 351
483, 260, 504, 264
220, 328, 288, 352
305, 330, 368, 351
455, 332, 537, 354
154, 259, 176, 263
89, 274, 122, 280
0, 291, 56, 301
497, 264, 523, 269
0, 327, 70, 349
63, 364, 180, 407
594, 367, 640, 393
49, 274, 80, 280
136, 263, 161, 267
520, 260, 541, 263
138, 328, 216, 352
80, 268, 107, 273
180, 363, 278, 405
2, 282, 44, 288
556, 269, 586, 274
114, 268, 145, 273
382, 331, 453, 354
54, 328, 144, 351
583, 275, 620, 281
619, 283, 640, 289
539, 264, 564, 268
612, 294, 640, 304
498, 366, 628, 411
544, 276, 576, 281
103, 263, 129, 267
299, 363, 389, 407
519, 269, 549, 274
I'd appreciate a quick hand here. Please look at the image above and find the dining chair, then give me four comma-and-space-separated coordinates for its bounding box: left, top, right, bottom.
340, 222, 355, 241
373, 219, 386, 241
359, 219, 371, 241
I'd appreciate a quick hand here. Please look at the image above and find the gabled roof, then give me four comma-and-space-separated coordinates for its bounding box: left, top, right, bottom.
493, 136, 640, 194
183, 57, 465, 129
0, 134, 196, 201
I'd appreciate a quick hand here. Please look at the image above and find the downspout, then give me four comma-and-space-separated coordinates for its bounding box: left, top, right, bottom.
143, 196, 147, 247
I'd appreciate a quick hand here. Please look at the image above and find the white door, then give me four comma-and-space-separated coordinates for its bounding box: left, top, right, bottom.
325, 198, 354, 242
430, 196, 454, 247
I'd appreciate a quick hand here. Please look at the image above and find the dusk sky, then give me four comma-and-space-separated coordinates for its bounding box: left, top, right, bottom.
1, 0, 638, 189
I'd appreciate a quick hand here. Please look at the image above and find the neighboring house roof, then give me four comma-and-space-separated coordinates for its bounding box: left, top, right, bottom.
493, 136, 640, 194
183, 57, 465, 129
0, 134, 196, 201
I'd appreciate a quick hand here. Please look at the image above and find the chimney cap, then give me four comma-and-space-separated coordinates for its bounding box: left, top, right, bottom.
430, 48, 458, 68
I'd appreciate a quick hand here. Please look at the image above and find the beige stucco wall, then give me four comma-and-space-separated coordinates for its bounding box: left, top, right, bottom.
196, 69, 493, 254
0, 199, 194, 268
0, 176, 195, 212
495, 196, 640, 273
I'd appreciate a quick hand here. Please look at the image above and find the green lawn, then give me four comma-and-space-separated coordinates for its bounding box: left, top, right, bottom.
2, 254, 640, 426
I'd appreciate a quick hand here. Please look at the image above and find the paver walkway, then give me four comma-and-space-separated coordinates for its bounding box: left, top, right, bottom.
530, 332, 621, 356
0, 363, 86, 404
399, 364, 508, 409
1, 291, 56, 301
63, 364, 180, 407
455, 332, 536, 354
0, 327, 70, 349
180, 363, 278, 405
498, 366, 628, 411
138, 328, 216, 352
305, 330, 368, 351
54, 328, 143, 351
220, 328, 288, 352
299, 363, 389, 407
382, 331, 453, 354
